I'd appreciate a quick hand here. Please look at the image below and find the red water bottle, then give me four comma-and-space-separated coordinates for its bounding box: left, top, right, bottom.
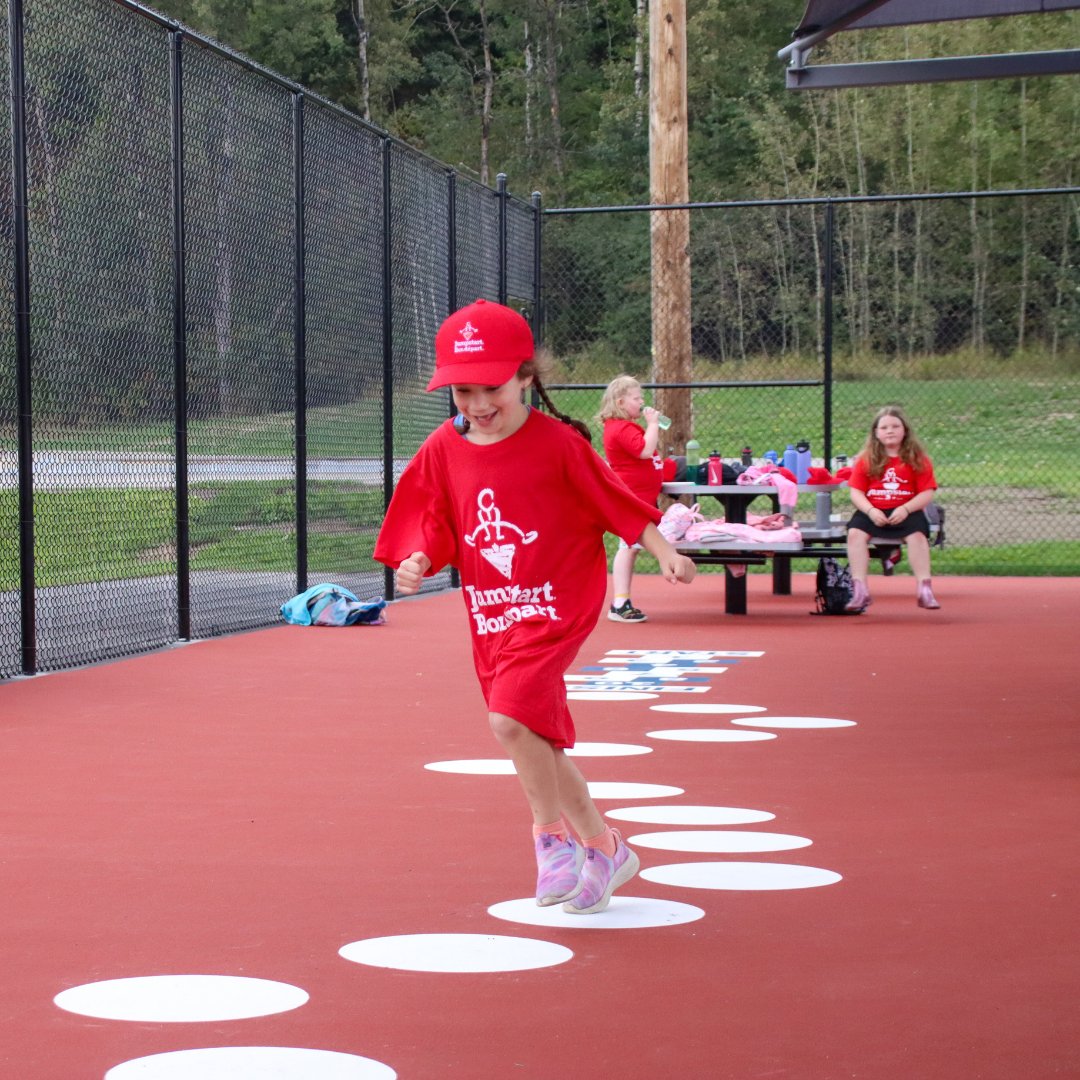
707, 450, 723, 485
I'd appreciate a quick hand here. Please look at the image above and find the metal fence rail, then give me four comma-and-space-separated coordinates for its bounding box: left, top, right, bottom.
0, 0, 535, 679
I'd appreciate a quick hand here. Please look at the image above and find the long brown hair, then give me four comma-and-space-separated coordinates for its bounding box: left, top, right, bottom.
858, 405, 930, 476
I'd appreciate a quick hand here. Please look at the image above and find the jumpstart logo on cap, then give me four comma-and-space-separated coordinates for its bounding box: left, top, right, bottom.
455, 321, 485, 354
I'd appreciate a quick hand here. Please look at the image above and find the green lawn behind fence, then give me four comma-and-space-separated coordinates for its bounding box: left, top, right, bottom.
2, 374, 1077, 588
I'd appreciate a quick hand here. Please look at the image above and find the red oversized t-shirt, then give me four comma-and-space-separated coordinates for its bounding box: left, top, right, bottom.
373, 409, 662, 747
602, 418, 663, 505
849, 454, 937, 510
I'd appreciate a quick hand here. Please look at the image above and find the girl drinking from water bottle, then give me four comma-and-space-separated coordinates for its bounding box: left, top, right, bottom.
374, 300, 696, 913
597, 375, 665, 623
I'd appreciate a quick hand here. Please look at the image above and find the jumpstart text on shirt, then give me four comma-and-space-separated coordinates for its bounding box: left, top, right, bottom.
465, 582, 560, 635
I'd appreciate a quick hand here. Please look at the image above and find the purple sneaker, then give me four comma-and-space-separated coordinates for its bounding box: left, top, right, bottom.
562, 831, 640, 915
535, 833, 585, 907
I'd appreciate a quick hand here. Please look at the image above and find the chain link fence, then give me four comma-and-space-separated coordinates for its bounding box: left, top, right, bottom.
0, 0, 535, 679
4, 3, 1077, 682
542, 191, 1080, 577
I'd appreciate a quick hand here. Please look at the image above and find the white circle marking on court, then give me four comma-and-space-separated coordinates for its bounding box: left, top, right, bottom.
424, 759, 517, 775
105, 1047, 396, 1079
730, 716, 857, 729
628, 830, 812, 853
647, 728, 777, 743
338, 934, 573, 973
641, 862, 842, 891
487, 896, 705, 929
606, 805, 776, 826
566, 742, 653, 757
587, 781, 684, 799
53, 975, 308, 1022
649, 704, 767, 714
566, 691, 658, 701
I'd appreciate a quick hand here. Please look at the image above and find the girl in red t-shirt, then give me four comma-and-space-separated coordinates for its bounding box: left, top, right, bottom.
375, 301, 696, 914
598, 375, 665, 622
845, 406, 940, 612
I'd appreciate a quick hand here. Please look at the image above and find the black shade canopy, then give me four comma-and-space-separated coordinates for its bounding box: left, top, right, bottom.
779, 0, 1080, 89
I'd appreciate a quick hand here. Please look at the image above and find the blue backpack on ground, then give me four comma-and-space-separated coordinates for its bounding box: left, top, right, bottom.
281, 583, 386, 626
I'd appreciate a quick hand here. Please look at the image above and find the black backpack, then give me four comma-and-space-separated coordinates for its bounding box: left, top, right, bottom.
813, 557, 860, 616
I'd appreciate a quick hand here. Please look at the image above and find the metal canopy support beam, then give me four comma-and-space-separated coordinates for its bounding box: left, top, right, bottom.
787, 48, 1080, 89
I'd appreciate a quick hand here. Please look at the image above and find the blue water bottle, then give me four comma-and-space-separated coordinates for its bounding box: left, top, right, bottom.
782, 444, 797, 475
796, 440, 811, 484
763, 449, 778, 466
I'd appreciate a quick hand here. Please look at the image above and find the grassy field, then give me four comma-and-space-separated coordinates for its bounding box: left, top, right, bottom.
1, 373, 1077, 588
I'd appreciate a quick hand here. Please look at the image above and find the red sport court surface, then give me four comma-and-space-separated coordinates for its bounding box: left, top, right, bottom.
1, 572, 1078, 1079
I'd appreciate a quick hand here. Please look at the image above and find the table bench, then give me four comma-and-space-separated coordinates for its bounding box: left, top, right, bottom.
661, 481, 937, 615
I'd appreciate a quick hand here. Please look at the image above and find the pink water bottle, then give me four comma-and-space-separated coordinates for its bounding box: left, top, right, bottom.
707, 450, 723, 485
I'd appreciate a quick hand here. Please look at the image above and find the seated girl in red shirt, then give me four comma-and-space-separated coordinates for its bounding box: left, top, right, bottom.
845, 405, 941, 612
598, 375, 665, 623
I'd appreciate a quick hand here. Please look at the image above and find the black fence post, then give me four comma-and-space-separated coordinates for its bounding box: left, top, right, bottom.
170, 29, 190, 642
9, 0, 35, 674
447, 169, 458, 318
531, 190, 543, 343
447, 169, 460, 591
822, 200, 835, 468
293, 92, 307, 593
381, 137, 395, 599
496, 172, 508, 305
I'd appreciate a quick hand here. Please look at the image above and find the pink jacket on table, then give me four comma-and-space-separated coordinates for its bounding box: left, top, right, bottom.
736, 465, 798, 512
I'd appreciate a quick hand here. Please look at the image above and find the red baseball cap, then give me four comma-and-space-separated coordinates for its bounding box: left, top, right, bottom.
427, 298, 535, 391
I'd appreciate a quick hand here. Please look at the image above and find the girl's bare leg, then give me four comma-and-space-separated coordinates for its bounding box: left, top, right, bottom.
489, 712, 562, 825
488, 712, 607, 839
846, 527, 871, 582
553, 750, 605, 840
904, 531, 932, 581
612, 546, 638, 598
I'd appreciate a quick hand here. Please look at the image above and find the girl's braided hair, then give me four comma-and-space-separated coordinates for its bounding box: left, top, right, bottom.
521, 353, 592, 443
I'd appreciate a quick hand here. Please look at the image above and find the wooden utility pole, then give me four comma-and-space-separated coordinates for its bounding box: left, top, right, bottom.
649, 0, 692, 449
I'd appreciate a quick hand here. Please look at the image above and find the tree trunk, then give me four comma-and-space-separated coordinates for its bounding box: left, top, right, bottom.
541, 0, 564, 179
478, 0, 493, 186
352, 0, 371, 122
523, 19, 534, 157
649, 0, 692, 445
634, 0, 647, 134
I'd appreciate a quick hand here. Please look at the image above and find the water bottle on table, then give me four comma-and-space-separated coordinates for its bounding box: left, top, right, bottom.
707, 450, 724, 485
796, 440, 811, 484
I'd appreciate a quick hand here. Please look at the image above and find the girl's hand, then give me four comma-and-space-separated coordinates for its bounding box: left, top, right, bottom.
868, 508, 889, 528
396, 551, 431, 595
660, 551, 697, 585
642, 406, 660, 426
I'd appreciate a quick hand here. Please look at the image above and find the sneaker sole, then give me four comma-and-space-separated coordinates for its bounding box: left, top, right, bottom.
562, 848, 641, 915
607, 612, 647, 622
536, 844, 586, 906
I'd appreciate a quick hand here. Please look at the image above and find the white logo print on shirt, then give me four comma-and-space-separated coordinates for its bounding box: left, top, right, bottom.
464, 488, 538, 579
882, 467, 900, 491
